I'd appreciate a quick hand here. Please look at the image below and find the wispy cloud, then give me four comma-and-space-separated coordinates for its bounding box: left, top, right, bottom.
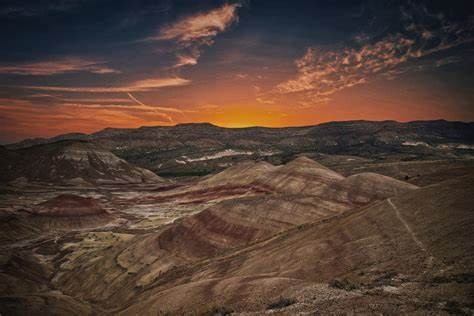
0, 98, 32, 107
235, 73, 248, 79
254, 85, 275, 105
64, 101, 175, 123
0, 58, 120, 75
173, 54, 199, 68
0, 94, 183, 128
26, 94, 135, 104
23, 77, 191, 92
0, 97, 176, 141
151, 3, 241, 43
61, 97, 134, 103
60, 92, 191, 123
277, 6, 474, 106
149, 2, 242, 68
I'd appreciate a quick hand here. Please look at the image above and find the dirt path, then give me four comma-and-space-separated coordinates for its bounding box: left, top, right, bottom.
387, 198, 435, 271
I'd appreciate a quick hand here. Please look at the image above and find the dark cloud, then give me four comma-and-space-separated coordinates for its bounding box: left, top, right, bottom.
0, 58, 119, 75
0, 0, 90, 17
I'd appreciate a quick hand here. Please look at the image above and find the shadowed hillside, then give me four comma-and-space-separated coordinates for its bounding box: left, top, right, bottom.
0, 140, 164, 185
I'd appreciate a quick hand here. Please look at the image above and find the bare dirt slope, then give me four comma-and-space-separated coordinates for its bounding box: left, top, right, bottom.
47, 158, 426, 314
149, 157, 417, 204
0, 157, 472, 315
116, 174, 474, 314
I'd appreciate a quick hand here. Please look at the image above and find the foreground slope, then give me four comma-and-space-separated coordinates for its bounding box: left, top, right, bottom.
48, 158, 422, 313
0, 157, 471, 315
119, 174, 474, 314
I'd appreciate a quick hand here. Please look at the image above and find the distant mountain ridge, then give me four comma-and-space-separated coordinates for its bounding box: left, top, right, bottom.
8, 120, 473, 149
6, 120, 474, 176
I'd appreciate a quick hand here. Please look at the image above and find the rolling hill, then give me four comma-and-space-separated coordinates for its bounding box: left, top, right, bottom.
47, 157, 425, 313
120, 173, 474, 314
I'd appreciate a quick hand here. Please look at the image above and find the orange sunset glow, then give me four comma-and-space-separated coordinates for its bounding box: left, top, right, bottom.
0, 0, 473, 143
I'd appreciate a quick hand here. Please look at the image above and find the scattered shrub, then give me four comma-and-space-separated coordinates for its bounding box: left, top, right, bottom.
202, 306, 234, 315
329, 278, 359, 291
370, 271, 398, 287
444, 301, 469, 316
266, 297, 297, 310
432, 273, 474, 284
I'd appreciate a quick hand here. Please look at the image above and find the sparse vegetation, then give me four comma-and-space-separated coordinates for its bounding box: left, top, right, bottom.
266, 297, 297, 310
329, 278, 360, 291
368, 271, 398, 288
202, 306, 234, 315
443, 301, 469, 316
431, 273, 474, 284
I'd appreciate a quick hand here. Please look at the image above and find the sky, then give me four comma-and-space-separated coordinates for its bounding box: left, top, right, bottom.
0, 0, 473, 143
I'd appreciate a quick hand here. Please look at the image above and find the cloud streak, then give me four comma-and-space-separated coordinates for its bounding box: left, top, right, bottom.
0, 58, 120, 75
0, 97, 176, 142
64, 101, 175, 123
23, 77, 191, 92
1, 94, 184, 126
277, 7, 474, 106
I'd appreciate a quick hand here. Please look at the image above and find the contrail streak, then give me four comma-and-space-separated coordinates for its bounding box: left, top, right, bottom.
127, 92, 185, 115
127, 92, 173, 123
127, 92, 146, 106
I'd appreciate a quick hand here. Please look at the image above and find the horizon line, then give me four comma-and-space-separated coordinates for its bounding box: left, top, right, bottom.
3, 118, 473, 146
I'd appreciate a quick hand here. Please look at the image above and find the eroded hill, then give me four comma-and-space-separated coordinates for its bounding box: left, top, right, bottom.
0, 140, 165, 185
120, 174, 474, 314
0, 153, 473, 315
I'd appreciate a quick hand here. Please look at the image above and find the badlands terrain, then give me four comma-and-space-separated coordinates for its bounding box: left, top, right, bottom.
0, 120, 473, 315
